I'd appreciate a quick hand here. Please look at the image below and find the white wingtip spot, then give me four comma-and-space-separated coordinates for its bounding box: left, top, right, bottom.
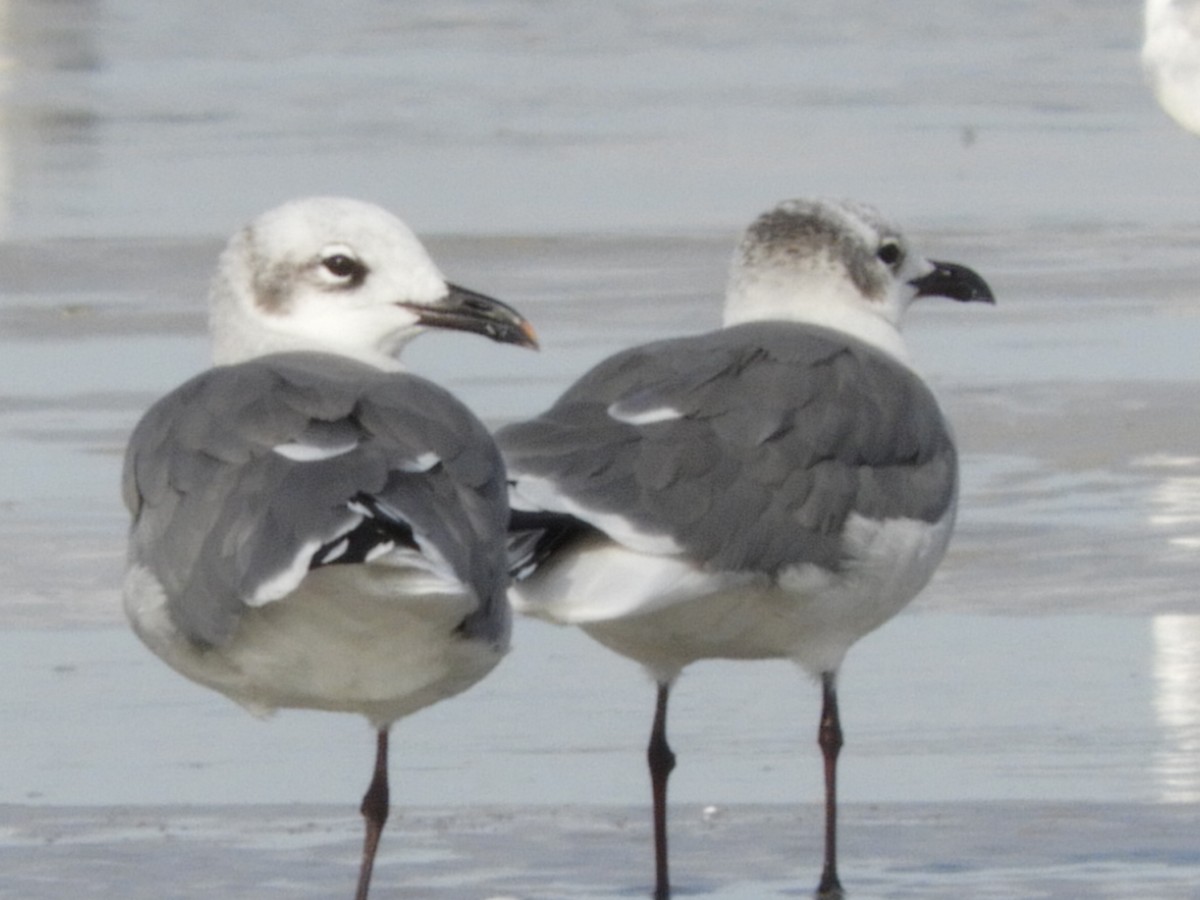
273, 439, 359, 462
399, 451, 441, 473
363, 540, 396, 563
607, 402, 684, 426
317, 537, 350, 565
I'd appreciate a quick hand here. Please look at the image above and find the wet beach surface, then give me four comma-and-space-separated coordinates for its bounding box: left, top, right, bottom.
4, 230, 1200, 898
3, 1, 1200, 897
5, 803, 1200, 899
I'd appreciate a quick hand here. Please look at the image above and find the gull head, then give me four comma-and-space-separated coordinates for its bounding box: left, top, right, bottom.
724, 198, 993, 361
209, 196, 538, 368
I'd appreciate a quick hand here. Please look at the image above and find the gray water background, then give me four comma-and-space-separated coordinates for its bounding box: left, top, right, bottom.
2, 2, 1200, 897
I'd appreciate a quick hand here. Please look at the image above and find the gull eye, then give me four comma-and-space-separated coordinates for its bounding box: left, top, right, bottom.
322, 254, 365, 281
877, 241, 903, 266
876, 240, 904, 268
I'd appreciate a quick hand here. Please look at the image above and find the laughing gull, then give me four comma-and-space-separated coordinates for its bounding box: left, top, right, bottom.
122, 197, 537, 900
500, 198, 994, 899
1143, 0, 1200, 134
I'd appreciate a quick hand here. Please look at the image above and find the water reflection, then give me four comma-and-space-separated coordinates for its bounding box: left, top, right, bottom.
1152, 614, 1200, 802
1137, 453, 1200, 554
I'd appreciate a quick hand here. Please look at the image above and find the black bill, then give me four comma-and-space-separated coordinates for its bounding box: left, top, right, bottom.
404, 282, 539, 349
909, 261, 996, 305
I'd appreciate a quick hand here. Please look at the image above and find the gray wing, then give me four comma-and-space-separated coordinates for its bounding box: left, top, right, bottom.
124, 352, 509, 648
498, 322, 956, 574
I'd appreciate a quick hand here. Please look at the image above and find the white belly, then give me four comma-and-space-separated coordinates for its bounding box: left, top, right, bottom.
125, 562, 508, 729
511, 509, 955, 681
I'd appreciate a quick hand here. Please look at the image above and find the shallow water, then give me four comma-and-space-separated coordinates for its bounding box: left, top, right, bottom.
5, 802, 1200, 899
0, 613, 1195, 807
3, 1, 1200, 897
0, 1, 1193, 238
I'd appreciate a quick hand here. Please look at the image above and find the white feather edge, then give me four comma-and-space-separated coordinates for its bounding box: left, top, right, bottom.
508, 472, 683, 556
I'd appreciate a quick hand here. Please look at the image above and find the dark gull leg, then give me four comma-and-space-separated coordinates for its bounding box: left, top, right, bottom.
815, 671, 845, 899
648, 680, 676, 900
355, 728, 390, 900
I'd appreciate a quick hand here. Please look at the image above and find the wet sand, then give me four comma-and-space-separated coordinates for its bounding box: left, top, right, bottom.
5, 802, 1200, 899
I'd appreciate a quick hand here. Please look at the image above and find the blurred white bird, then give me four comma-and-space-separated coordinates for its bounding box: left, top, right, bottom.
1143, 0, 1200, 134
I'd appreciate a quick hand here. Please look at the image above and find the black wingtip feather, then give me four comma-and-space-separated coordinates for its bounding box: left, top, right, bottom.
507, 508, 597, 580
312, 492, 420, 569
